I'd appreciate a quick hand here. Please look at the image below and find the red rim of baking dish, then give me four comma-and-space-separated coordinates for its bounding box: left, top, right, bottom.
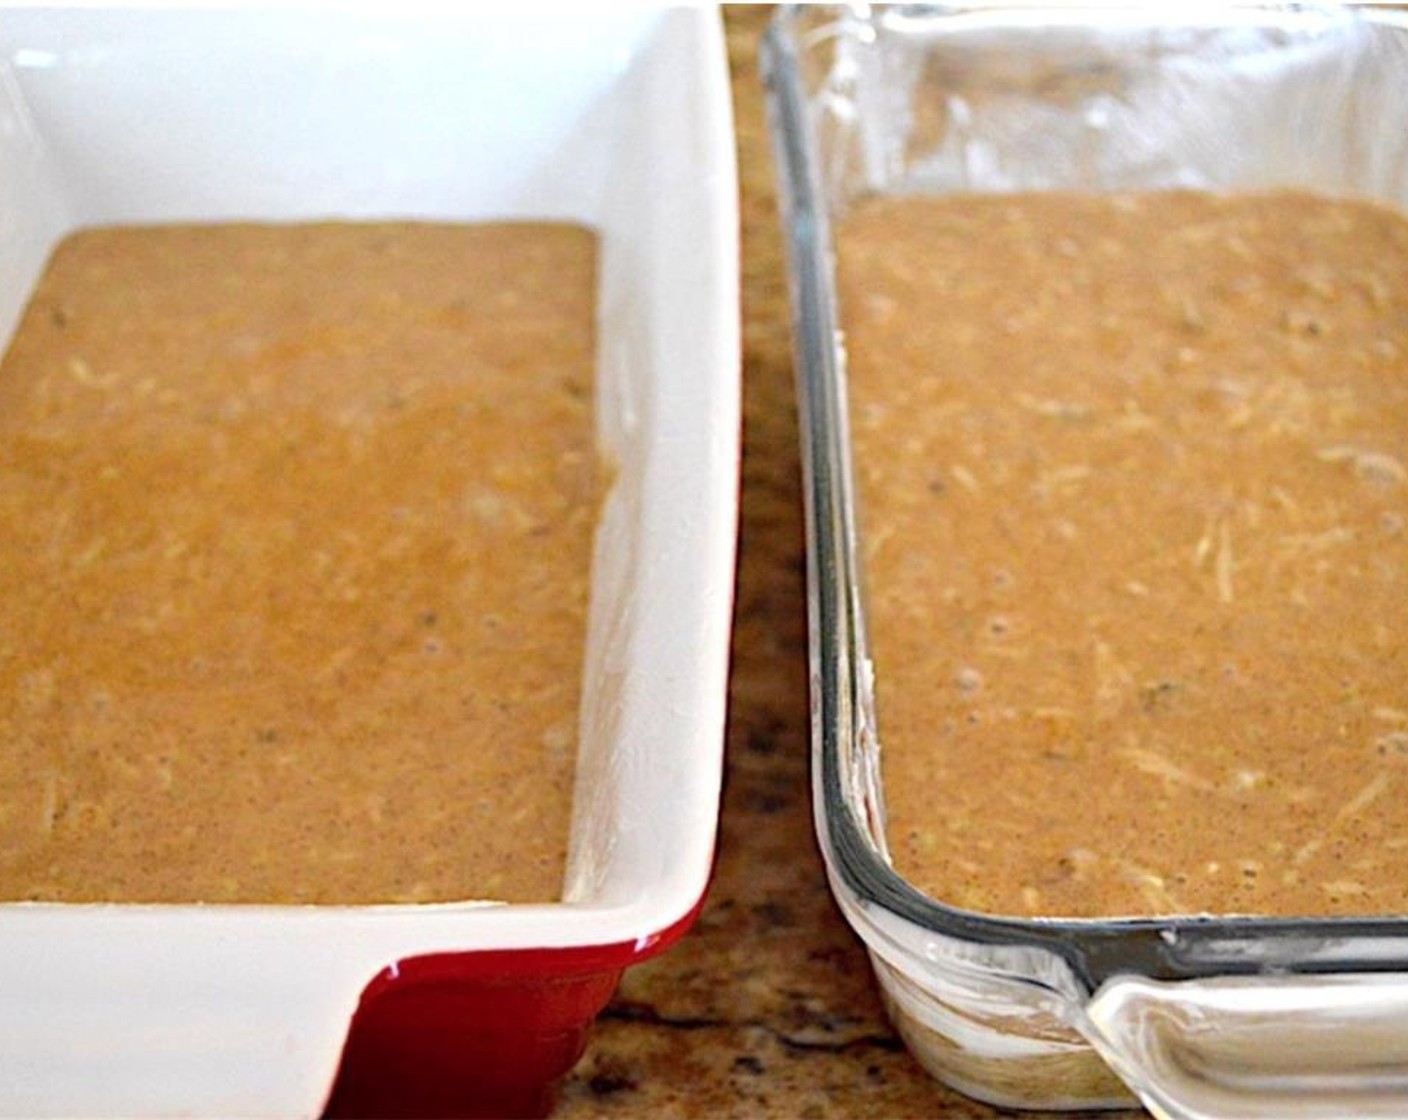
322, 893, 708, 1119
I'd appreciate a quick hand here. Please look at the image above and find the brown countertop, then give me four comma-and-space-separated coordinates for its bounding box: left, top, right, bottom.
554, 10, 1134, 1118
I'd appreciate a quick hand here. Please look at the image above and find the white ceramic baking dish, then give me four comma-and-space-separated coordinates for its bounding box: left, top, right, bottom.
0, 5, 738, 1117
765, 4, 1408, 1118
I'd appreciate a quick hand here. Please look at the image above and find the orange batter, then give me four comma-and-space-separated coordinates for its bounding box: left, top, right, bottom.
840, 190, 1408, 918
0, 222, 596, 904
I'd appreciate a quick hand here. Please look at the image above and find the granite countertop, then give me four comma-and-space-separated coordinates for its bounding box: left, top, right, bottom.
554, 10, 1136, 1118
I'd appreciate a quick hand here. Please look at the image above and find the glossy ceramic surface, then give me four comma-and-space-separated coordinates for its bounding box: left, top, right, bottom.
0, 6, 738, 1116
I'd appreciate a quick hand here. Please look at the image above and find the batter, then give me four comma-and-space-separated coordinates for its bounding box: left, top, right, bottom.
840, 190, 1408, 918
0, 221, 596, 904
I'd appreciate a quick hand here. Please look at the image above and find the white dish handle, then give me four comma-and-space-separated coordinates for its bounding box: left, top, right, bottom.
1082, 972, 1408, 1119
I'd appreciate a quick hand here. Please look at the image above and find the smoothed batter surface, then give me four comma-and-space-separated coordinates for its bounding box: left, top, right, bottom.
840, 190, 1408, 919
0, 222, 596, 904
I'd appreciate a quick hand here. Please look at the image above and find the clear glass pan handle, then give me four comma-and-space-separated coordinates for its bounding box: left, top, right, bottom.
1083, 973, 1408, 1119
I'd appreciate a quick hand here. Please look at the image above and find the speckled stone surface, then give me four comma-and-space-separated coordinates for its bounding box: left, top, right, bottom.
554, 10, 1135, 1119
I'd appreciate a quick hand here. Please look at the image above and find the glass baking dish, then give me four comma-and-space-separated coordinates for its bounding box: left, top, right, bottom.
764, 4, 1408, 1117
0, 6, 737, 1118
